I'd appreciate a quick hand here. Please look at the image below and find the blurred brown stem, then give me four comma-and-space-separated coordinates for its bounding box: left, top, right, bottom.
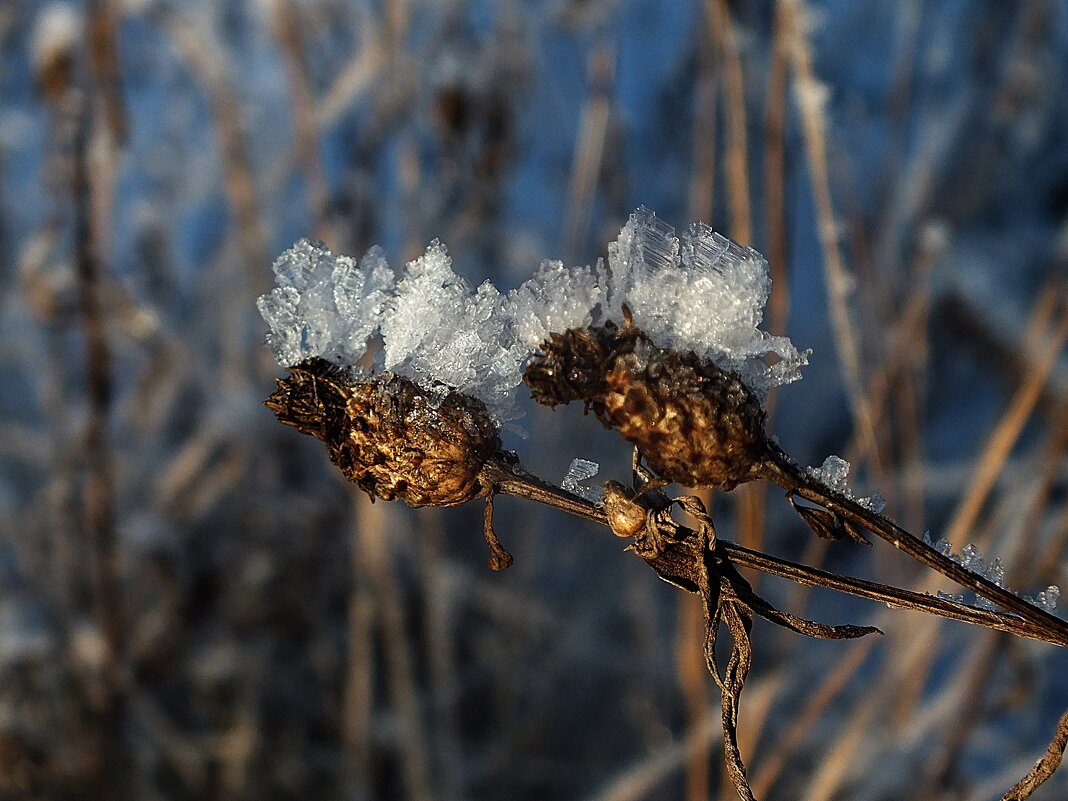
72, 92, 124, 800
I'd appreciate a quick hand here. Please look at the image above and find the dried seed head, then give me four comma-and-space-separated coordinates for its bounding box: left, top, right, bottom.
525, 324, 769, 490
266, 357, 502, 507
523, 322, 636, 409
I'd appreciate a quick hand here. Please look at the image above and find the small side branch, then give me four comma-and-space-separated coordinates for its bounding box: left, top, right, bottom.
758, 450, 1068, 643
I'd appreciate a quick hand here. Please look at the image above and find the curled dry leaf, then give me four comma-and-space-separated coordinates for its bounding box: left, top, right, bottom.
602, 463, 878, 801
786, 491, 871, 545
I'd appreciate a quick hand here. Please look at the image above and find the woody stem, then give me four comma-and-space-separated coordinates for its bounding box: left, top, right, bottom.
755, 447, 1068, 642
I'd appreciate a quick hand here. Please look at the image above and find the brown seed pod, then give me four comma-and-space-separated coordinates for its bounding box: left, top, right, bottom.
524, 323, 769, 490
266, 357, 503, 507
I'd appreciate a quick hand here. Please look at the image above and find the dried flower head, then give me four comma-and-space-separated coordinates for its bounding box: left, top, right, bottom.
525, 315, 768, 490
266, 357, 503, 507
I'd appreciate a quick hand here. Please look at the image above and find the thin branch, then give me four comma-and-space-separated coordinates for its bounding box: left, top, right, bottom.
1001, 707, 1068, 801
757, 451, 1068, 642
482, 460, 1068, 648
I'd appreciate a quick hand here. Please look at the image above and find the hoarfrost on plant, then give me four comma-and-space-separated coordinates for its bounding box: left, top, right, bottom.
256, 239, 393, 368
604, 206, 808, 397
258, 206, 804, 424
920, 534, 1058, 613
380, 241, 516, 419
806, 455, 885, 513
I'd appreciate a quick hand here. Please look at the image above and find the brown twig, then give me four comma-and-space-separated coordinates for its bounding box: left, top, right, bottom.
1001, 707, 1068, 801
756, 450, 1068, 640
480, 460, 1068, 648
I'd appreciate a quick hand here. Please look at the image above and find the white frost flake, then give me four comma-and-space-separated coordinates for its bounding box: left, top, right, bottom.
806, 454, 885, 513
561, 458, 602, 503
508, 259, 606, 350
605, 206, 808, 398
257, 239, 393, 367
381, 241, 518, 422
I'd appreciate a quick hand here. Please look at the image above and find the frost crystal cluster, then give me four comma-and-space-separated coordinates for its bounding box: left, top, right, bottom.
922, 534, 1060, 613
806, 455, 886, 513
257, 239, 393, 368
561, 458, 603, 503
606, 206, 808, 397
258, 207, 803, 423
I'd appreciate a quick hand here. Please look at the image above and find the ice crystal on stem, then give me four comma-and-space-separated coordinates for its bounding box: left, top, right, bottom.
561, 458, 602, 503
920, 534, 1059, 613
806, 454, 886, 513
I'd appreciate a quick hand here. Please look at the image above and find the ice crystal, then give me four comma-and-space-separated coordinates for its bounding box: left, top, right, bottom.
806, 455, 885, 513
381, 241, 518, 419
807, 455, 850, 493
258, 206, 802, 423
508, 259, 606, 349
561, 458, 602, 503
1024, 586, 1060, 614
920, 534, 1059, 613
257, 239, 393, 367
604, 206, 808, 397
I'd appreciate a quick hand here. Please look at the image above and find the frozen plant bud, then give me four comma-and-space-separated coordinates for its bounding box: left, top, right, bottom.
265, 358, 503, 507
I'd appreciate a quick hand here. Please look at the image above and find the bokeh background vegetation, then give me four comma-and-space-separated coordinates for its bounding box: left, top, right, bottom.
2, 1, 1068, 799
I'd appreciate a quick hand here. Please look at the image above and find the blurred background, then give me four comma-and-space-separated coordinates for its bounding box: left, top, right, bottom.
2, 0, 1068, 799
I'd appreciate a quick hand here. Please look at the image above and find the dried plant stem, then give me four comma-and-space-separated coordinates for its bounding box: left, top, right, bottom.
342, 495, 376, 801
723, 542, 1065, 646
564, 41, 614, 262
71, 45, 127, 795
86, 0, 126, 144
1001, 707, 1068, 801
763, 0, 791, 389
354, 495, 435, 801
416, 508, 464, 801
268, 0, 333, 241
677, 590, 711, 801
942, 288, 1068, 548
709, 0, 750, 244
748, 635, 875, 798
480, 461, 1068, 648
586, 707, 723, 801
157, 5, 269, 300
756, 452, 1068, 643
778, 0, 882, 471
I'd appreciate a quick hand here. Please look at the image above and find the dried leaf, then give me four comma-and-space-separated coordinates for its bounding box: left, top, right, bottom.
787, 492, 870, 545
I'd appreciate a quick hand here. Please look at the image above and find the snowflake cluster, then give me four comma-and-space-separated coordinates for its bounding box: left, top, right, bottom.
257, 207, 807, 424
